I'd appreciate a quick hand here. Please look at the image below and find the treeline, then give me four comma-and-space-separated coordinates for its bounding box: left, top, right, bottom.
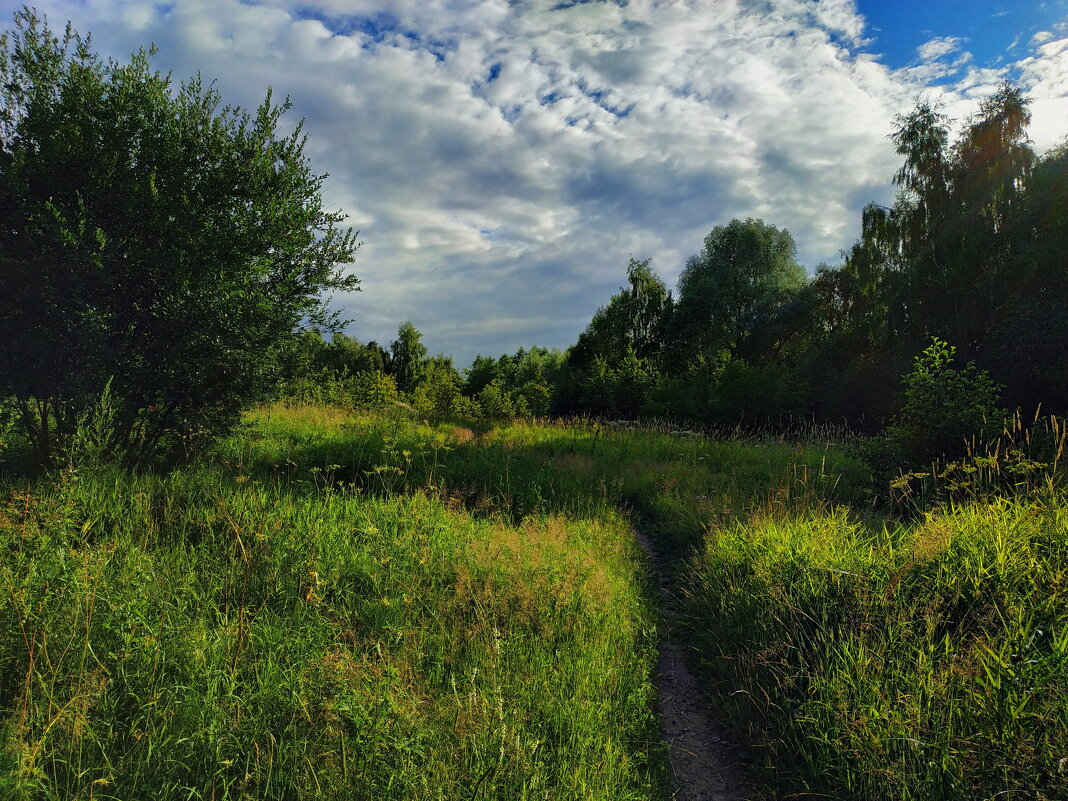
280, 325, 567, 421
299, 84, 1066, 458
561, 84, 1067, 431
2, 5, 1065, 474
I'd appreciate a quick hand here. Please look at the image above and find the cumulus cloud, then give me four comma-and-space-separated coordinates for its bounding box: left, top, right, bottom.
917, 35, 967, 62
1017, 36, 1068, 148
5, 0, 1068, 363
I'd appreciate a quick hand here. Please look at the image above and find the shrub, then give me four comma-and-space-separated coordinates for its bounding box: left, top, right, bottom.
413, 368, 466, 420
0, 10, 358, 468
477, 380, 515, 420
864, 338, 1006, 494
350, 371, 400, 411
884, 338, 1004, 469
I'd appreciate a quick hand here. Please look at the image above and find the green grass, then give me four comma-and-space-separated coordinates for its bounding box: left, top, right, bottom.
3, 403, 1062, 800
680, 498, 1068, 799
0, 410, 661, 800
221, 405, 869, 552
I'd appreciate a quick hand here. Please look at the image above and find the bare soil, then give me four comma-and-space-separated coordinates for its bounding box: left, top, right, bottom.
636, 528, 750, 801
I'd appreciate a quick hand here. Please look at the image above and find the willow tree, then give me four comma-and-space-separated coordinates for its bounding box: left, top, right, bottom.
0, 8, 360, 466
670, 218, 806, 367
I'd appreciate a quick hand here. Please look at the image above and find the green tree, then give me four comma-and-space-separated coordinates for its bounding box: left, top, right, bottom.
464, 355, 500, 396
670, 218, 806, 367
323, 333, 388, 375
884, 338, 1004, 468
0, 9, 359, 466
569, 257, 673, 372
389, 322, 427, 394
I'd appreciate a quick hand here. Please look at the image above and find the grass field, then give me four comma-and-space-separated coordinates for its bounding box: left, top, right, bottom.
0, 408, 663, 800
1, 404, 1065, 799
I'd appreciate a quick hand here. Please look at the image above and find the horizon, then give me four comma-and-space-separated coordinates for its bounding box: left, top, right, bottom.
6, 0, 1067, 366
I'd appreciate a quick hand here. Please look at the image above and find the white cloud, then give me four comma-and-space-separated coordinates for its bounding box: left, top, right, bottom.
917, 35, 966, 62
1017, 36, 1068, 148
5, 1, 1068, 363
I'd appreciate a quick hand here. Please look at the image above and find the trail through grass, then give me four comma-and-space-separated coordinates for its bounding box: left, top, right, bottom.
2, 404, 1064, 800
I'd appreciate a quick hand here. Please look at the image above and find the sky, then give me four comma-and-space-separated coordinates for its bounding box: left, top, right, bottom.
3, 0, 1067, 366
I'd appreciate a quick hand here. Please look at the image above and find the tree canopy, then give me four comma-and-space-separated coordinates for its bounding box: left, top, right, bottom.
671, 218, 806, 367
569, 257, 673, 372
0, 8, 359, 465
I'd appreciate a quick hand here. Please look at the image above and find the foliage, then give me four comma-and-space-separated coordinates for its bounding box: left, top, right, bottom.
642, 360, 805, 427
389, 322, 427, 394
476, 380, 515, 420
889, 411, 1067, 510
349, 371, 401, 411
670, 219, 806, 368
879, 338, 1004, 471
411, 361, 478, 420
569, 258, 673, 372
579, 352, 655, 419
0, 9, 359, 468
463, 347, 567, 418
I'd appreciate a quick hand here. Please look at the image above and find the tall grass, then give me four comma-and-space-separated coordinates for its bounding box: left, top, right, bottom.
680, 496, 1068, 799
0, 418, 660, 799
6, 402, 1056, 800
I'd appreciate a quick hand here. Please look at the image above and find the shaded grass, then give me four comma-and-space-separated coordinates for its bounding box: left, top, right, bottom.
0, 449, 658, 798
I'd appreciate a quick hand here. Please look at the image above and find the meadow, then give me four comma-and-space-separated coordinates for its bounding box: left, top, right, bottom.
1, 404, 1065, 799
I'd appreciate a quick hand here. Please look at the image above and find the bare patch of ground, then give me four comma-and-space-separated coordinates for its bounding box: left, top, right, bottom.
636, 528, 750, 801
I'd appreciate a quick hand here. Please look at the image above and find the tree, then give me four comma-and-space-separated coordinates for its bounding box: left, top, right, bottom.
884, 338, 1004, 468
463, 355, 500, 396
569, 257, 673, 371
321, 333, 388, 375
0, 9, 359, 466
389, 322, 427, 393
670, 218, 806, 367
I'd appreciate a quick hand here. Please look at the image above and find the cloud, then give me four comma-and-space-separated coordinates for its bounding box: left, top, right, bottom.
1017, 36, 1068, 148
917, 35, 966, 62
5, 1, 1068, 364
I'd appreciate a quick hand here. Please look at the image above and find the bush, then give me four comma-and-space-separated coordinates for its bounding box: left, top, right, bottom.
867, 335, 1008, 487
0, 10, 358, 468
883, 338, 1004, 469
350, 371, 400, 411
476, 380, 515, 420
413, 368, 473, 420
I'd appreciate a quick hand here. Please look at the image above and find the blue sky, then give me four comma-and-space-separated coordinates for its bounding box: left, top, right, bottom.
859, 0, 1068, 71
3, 1, 1067, 365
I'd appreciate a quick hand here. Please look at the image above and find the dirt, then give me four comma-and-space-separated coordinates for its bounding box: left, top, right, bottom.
635, 528, 751, 801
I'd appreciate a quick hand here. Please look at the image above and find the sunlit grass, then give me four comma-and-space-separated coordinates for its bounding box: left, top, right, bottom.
681, 497, 1068, 799
3, 403, 1059, 800
0, 416, 660, 799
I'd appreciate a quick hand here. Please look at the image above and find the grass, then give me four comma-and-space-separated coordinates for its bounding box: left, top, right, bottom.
0, 411, 661, 800
223, 405, 869, 553
680, 494, 1068, 799
2, 402, 1063, 800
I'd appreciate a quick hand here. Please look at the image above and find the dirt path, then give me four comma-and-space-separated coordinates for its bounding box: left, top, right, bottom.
635, 529, 750, 801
